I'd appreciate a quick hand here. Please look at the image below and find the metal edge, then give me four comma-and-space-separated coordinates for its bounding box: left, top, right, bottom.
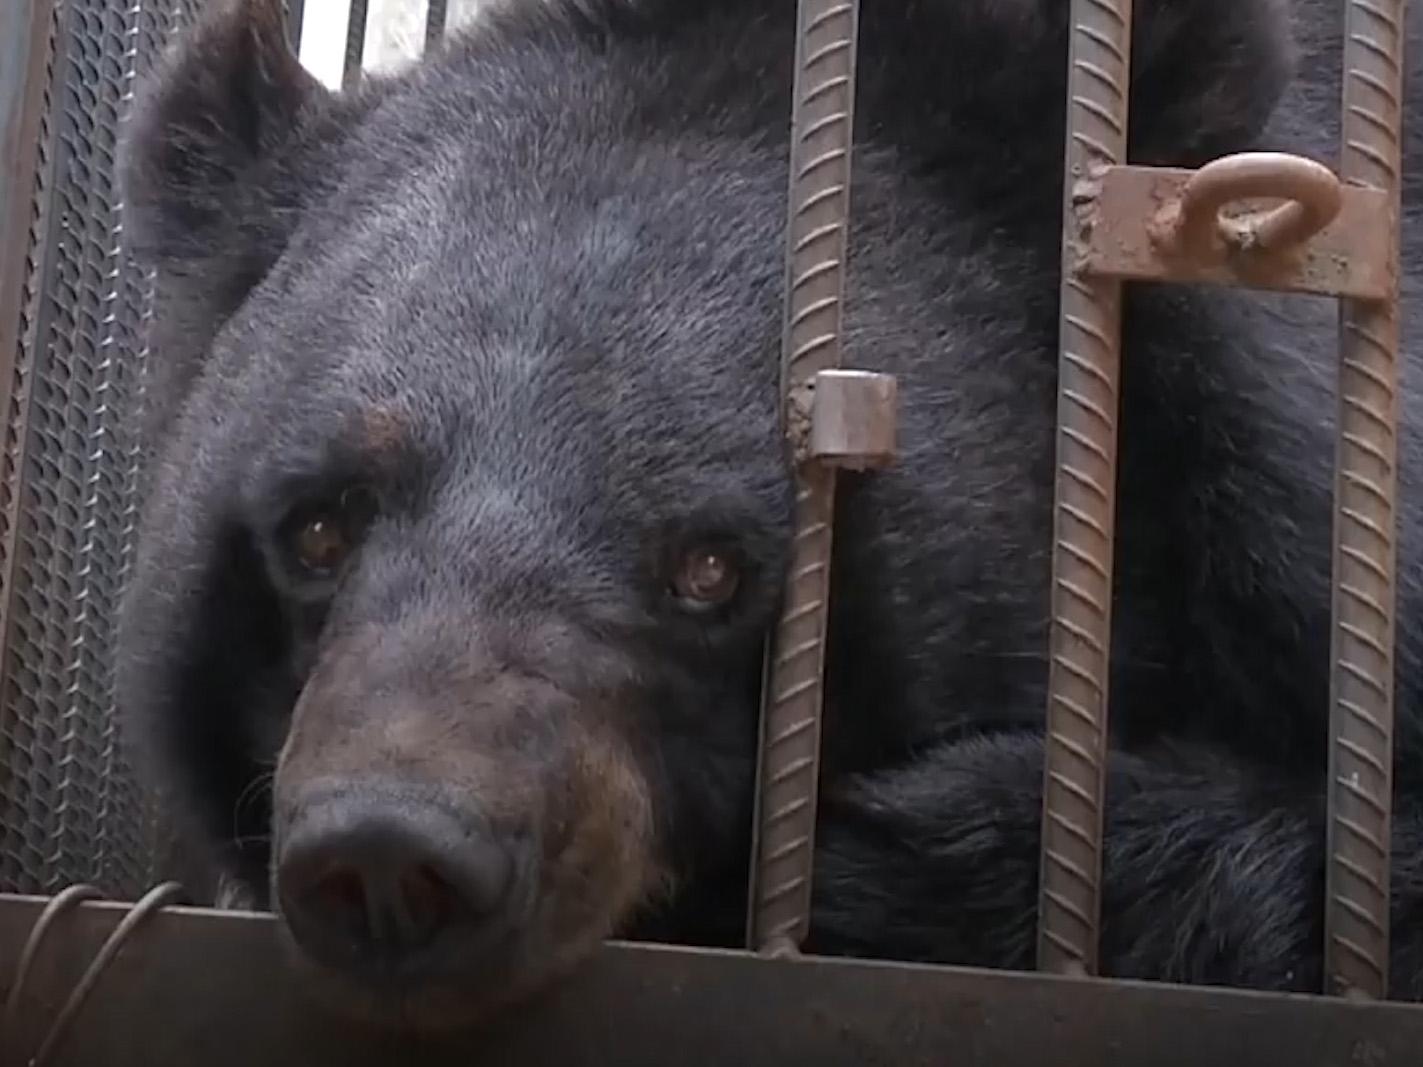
0, 0, 59, 540
4, 894, 1423, 1067
0, 0, 64, 849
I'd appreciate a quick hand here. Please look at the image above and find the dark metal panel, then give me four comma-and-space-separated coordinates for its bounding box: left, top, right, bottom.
4, 894, 1423, 1067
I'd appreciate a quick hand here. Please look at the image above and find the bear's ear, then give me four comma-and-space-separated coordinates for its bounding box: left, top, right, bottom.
122, 0, 335, 448
121, 0, 328, 271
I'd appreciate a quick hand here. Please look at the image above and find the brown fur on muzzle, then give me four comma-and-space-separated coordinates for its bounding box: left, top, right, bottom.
270, 622, 667, 1029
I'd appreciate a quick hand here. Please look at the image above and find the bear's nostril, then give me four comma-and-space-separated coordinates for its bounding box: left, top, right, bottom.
302, 865, 373, 943
390, 863, 460, 945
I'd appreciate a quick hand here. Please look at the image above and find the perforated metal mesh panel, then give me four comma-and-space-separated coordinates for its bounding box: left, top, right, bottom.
0, 0, 206, 898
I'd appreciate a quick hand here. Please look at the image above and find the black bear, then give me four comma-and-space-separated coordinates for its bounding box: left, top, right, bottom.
117, 0, 1423, 1028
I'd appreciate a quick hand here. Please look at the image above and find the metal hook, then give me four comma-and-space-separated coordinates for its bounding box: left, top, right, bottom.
1158, 151, 1344, 263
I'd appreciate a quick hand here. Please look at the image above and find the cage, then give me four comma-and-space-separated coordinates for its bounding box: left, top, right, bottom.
2, 0, 1422, 1062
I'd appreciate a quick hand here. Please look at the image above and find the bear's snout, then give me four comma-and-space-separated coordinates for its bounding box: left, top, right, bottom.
263, 622, 663, 1024
275, 779, 523, 980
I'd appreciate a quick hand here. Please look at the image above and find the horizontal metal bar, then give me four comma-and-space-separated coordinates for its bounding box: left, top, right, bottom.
5, 894, 1423, 1066
1077, 164, 1393, 299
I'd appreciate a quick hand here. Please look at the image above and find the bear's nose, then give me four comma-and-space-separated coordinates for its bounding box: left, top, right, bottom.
275, 785, 513, 974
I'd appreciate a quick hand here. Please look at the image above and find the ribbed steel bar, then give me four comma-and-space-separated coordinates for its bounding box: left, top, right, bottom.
285, 0, 304, 48
1323, 0, 1406, 1001
342, 0, 368, 91
746, 0, 859, 954
425, 0, 447, 51
1036, 0, 1133, 975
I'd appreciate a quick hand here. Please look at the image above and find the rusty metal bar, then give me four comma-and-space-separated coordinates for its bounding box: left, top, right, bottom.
1323, 0, 1406, 1001
746, 0, 861, 954
7, 894, 1423, 1067
1036, 0, 1133, 975
425, 0, 448, 51
342, 0, 369, 91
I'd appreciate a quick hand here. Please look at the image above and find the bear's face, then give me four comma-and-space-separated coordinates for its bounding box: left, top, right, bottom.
120, 0, 798, 1027
232, 142, 794, 1018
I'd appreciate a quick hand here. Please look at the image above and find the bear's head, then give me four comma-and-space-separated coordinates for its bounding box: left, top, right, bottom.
120, 0, 802, 1028
117, 0, 1295, 1031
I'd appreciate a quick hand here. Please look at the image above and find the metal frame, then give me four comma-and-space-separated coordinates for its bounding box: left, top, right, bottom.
0, 0, 59, 421
0, 0, 1416, 1058
4, 893, 1423, 1067
747, 0, 1410, 996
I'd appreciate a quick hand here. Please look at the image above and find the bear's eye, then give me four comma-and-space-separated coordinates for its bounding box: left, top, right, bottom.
293, 515, 349, 574
286, 486, 377, 577
671, 546, 740, 607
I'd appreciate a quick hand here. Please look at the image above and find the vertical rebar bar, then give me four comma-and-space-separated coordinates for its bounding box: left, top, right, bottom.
424, 0, 447, 51
284, 0, 304, 48
746, 0, 859, 955
1324, 0, 1405, 1002
1036, 0, 1133, 975
342, 0, 368, 91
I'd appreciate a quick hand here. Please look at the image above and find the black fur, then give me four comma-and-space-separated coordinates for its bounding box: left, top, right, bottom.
117, 0, 1423, 1002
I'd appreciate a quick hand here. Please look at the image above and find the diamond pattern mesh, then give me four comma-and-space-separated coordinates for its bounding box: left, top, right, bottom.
0, 0, 206, 898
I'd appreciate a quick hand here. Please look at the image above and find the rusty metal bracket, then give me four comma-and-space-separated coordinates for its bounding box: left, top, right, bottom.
807, 369, 897, 470
1157, 152, 1344, 262
1073, 156, 1394, 299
